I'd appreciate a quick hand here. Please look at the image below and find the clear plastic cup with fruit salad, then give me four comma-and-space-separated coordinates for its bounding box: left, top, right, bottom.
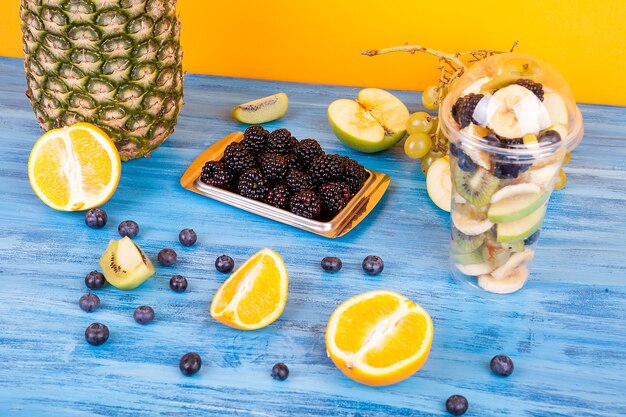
439, 53, 584, 294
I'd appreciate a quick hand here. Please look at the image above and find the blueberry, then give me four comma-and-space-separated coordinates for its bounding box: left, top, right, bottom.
490, 354, 514, 376
493, 158, 521, 179
271, 362, 289, 381
79, 293, 100, 313
215, 255, 235, 273
85, 271, 106, 290
118, 220, 139, 238
179, 352, 202, 376
362, 255, 384, 276
179, 228, 197, 247
170, 275, 188, 292
133, 306, 155, 325
85, 208, 107, 229
482, 132, 501, 147
446, 395, 468, 416
85, 322, 109, 346
449, 142, 459, 157
457, 150, 477, 172
524, 230, 541, 245
539, 130, 562, 145
321, 257, 342, 273
158, 248, 177, 266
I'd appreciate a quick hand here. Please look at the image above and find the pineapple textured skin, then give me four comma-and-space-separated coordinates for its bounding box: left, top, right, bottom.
20, 0, 184, 161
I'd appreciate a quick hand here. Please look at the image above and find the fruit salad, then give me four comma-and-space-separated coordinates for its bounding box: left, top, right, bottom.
440, 53, 584, 294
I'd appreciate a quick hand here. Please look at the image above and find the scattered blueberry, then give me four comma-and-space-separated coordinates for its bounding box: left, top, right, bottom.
490, 354, 514, 376
170, 275, 188, 292
539, 130, 562, 145
158, 248, 177, 266
321, 257, 342, 273
118, 220, 139, 238
85, 208, 107, 229
79, 293, 100, 313
446, 395, 468, 416
179, 352, 202, 376
362, 255, 384, 276
457, 150, 477, 172
85, 271, 106, 290
271, 362, 289, 381
85, 322, 109, 346
133, 306, 155, 325
179, 228, 197, 246
524, 230, 541, 246
215, 255, 235, 273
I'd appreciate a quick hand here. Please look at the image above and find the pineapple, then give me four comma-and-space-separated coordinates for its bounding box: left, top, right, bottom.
20, 0, 184, 161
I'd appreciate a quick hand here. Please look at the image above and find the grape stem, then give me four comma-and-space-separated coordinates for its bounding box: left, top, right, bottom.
362, 44, 467, 70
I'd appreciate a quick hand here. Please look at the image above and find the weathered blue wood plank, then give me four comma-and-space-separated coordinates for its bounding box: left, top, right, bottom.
0, 56, 625, 417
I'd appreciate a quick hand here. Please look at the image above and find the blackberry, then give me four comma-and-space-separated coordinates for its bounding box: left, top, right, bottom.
283, 153, 300, 170
284, 169, 313, 193
295, 139, 324, 170
290, 189, 322, 219
267, 128, 297, 154
343, 158, 368, 195
266, 184, 291, 209
309, 154, 345, 184
515, 79, 544, 101
201, 160, 233, 189
318, 181, 351, 215
241, 125, 269, 153
454, 93, 484, 128
237, 168, 269, 201
222, 142, 256, 174
258, 153, 288, 184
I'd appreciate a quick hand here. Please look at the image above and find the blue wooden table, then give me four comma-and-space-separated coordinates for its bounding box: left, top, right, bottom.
0, 56, 625, 417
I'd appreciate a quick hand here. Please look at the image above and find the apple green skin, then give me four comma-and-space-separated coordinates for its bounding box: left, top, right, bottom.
497, 213, 545, 243
488, 192, 549, 223
328, 112, 406, 153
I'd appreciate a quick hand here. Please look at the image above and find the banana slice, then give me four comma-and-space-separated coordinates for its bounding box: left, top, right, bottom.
487, 84, 550, 139
491, 248, 534, 280
455, 262, 495, 277
478, 265, 529, 294
452, 210, 494, 236
491, 183, 542, 204
527, 163, 560, 189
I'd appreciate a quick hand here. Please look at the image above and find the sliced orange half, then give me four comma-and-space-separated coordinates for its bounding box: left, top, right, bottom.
210, 248, 288, 330
326, 290, 433, 386
28, 123, 121, 211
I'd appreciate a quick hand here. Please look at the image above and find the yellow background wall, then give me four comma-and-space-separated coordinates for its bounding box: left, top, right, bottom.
1, 0, 625, 105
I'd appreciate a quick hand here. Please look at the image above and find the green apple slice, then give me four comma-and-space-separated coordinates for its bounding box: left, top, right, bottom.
328, 88, 409, 153
232, 92, 288, 124
497, 203, 547, 243
542, 92, 568, 127
488, 191, 549, 223
99, 236, 155, 290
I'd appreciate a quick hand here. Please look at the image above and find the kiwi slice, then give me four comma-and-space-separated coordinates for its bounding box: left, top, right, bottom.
451, 225, 485, 253
453, 246, 485, 265
453, 167, 500, 208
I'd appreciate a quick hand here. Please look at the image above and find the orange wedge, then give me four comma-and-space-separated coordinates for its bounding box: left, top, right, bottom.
326, 290, 433, 386
28, 123, 121, 211
210, 248, 288, 330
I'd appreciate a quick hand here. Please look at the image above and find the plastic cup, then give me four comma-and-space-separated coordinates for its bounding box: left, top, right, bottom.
439, 53, 584, 294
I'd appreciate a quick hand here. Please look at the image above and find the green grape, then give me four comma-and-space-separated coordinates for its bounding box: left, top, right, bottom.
421, 149, 444, 175
563, 151, 572, 166
406, 112, 433, 134
429, 117, 439, 134
554, 168, 567, 190
422, 85, 439, 110
404, 133, 432, 159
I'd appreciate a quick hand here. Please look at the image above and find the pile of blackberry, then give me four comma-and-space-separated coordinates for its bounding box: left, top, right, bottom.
201, 125, 369, 220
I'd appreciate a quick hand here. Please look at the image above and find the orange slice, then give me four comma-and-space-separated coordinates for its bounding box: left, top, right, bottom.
28, 123, 121, 211
210, 248, 288, 330
326, 290, 433, 386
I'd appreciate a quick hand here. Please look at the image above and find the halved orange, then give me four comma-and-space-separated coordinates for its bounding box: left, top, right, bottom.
28, 123, 121, 211
210, 248, 288, 330
326, 290, 433, 386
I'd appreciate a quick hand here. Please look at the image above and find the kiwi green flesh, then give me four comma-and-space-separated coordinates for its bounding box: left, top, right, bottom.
453, 246, 485, 265
451, 225, 485, 253
453, 168, 500, 208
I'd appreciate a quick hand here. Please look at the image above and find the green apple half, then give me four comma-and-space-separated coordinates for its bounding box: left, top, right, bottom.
328, 88, 409, 153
